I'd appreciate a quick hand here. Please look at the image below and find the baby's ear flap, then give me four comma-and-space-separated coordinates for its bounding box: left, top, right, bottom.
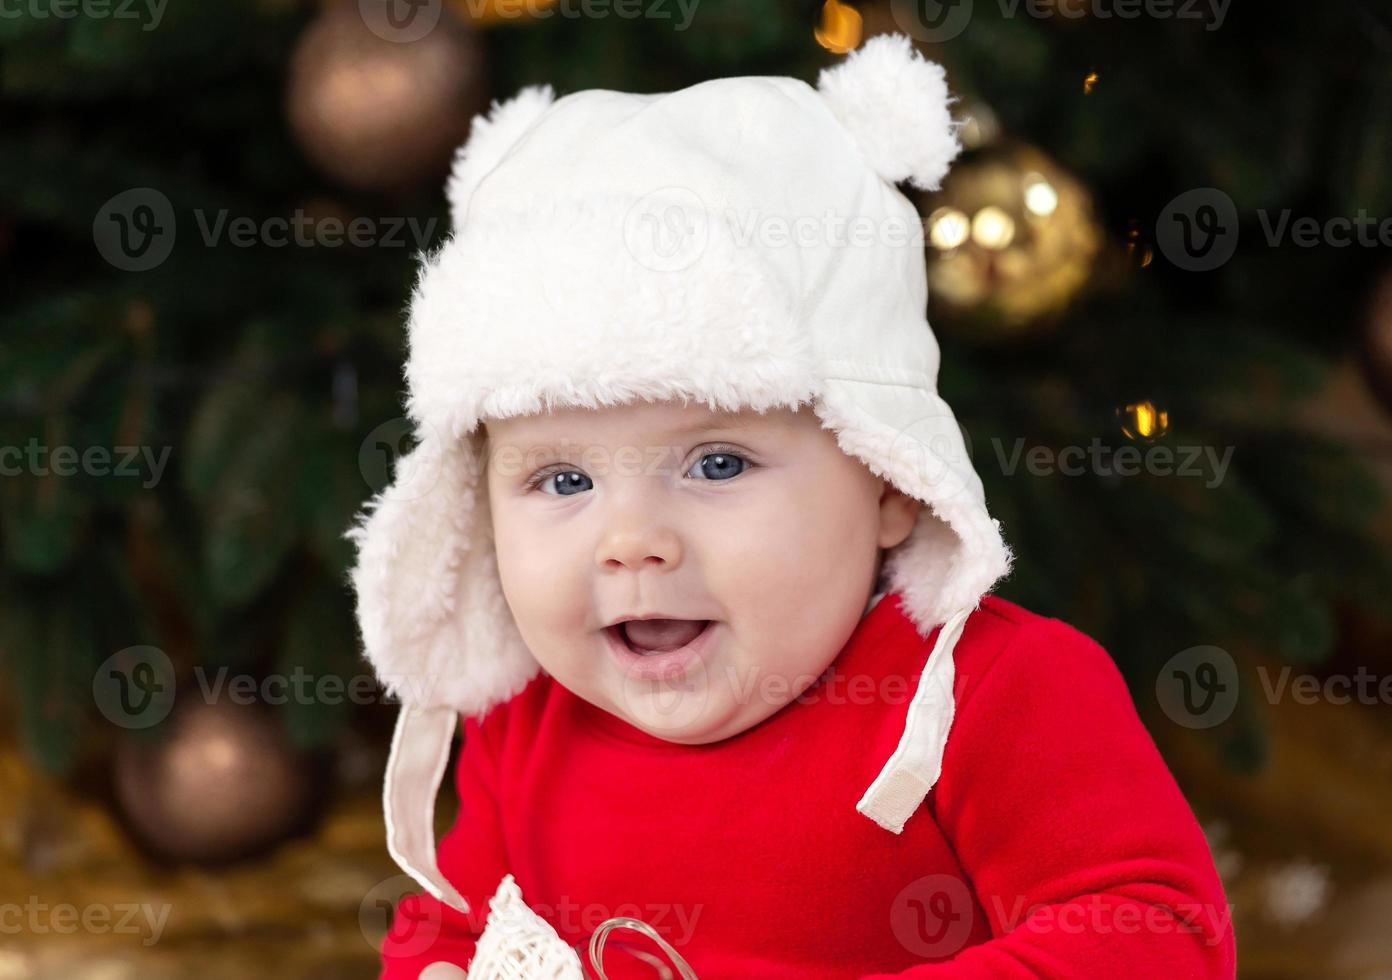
344, 428, 540, 718
816, 33, 964, 193
446, 84, 556, 231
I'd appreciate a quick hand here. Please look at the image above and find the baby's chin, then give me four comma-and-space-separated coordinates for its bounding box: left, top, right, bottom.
605, 678, 784, 745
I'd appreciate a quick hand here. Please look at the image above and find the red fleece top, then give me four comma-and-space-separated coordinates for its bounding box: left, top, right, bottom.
380, 594, 1237, 978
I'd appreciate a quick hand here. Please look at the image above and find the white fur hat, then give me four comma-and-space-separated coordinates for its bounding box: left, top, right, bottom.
346, 33, 1013, 914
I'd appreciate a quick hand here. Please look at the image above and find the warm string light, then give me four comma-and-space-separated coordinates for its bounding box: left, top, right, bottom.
1118, 401, 1170, 441
1023, 173, 1059, 216
1125, 219, 1154, 268
814, 0, 862, 54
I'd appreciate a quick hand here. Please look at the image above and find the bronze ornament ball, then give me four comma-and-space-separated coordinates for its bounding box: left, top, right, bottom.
285, 0, 489, 193
113, 698, 318, 865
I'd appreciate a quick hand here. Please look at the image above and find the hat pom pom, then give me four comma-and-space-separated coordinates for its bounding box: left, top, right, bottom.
816, 33, 963, 193
446, 83, 556, 230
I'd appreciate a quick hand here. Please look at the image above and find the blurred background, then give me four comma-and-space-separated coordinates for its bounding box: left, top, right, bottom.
2, 0, 1391, 976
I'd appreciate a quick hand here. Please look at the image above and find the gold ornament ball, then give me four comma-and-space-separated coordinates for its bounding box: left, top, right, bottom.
921, 142, 1101, 339
114, 698, 317, 864
286, 0, 489, 193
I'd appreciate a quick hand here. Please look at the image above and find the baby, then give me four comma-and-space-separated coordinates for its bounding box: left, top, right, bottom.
347, 34, 1236, 979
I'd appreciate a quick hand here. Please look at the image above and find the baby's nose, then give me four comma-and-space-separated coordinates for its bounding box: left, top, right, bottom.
595, 521, 684, 572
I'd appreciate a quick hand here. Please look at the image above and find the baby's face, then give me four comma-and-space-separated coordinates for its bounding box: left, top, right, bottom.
483, 399, 921, 744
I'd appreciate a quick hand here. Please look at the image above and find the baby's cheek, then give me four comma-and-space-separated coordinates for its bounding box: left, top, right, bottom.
492, 522, 572, 632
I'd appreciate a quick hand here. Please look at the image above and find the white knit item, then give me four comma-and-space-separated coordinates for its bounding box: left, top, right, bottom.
345, 32, 1015, 911
464, 875, 585, 980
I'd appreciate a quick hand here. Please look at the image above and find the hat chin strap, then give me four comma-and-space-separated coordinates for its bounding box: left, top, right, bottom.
856, 606, 972, 835
384, 703, 470, 914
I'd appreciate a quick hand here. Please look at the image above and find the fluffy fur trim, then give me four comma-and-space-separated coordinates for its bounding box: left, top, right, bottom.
446, 83, 557, 230
344, 430, 540, 718
814, 376, 1013, 633
403, 195, 820, 440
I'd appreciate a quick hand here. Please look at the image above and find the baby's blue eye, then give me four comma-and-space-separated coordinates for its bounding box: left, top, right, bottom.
687, 452, 748, 481
537, 471, 592, 496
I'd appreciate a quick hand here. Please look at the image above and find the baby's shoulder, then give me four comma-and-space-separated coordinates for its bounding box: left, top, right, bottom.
963, 593, 1070, 654
874, 592, 1117, 703
950, 594, 1125, 707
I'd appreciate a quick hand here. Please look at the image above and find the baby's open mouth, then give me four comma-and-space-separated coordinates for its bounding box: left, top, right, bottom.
610, 619, 712, 655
